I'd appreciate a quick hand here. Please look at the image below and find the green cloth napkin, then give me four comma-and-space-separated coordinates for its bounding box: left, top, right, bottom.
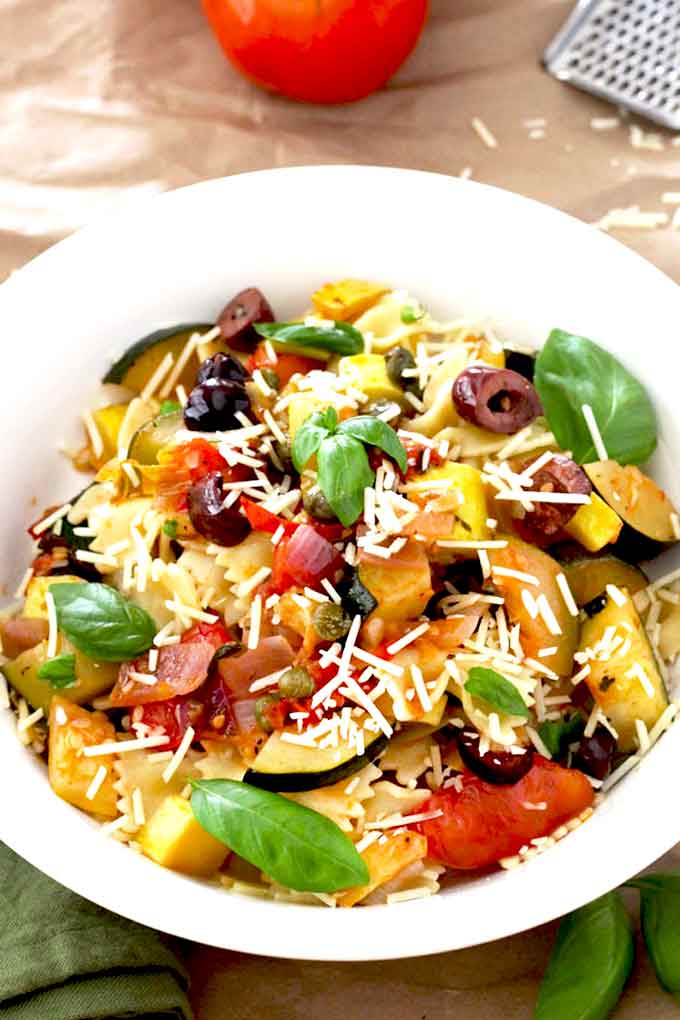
0, 843, 193, 1020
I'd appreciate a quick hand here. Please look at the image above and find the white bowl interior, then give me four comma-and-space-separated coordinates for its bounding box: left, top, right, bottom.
1, 166, 679, 960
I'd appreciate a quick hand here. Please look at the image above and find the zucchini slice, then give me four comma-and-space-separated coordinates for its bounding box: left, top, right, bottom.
243, 730, 388, 792
560, 554, 648, 608
103, 323, 212, 393
584, 461, 679, 562
579, 588, 667, 751
127, 410, 183, 465
2, 641, 118, 715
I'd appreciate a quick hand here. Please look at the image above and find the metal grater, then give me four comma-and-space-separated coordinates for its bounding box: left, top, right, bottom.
543, 0, 680, 130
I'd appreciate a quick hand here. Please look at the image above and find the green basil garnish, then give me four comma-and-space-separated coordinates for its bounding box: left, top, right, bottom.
464, 666, 529, 719
190, 779, 369, 893
37, 653, 77, 689
628, 873, 680, 995
292, 409, 407, 527
534, 329, 657, 466
537, 713, 584, 758
162, 519, 178, 538
50, 582, 156, 662
535, 892, 634, 1020
254, 320, 364, 357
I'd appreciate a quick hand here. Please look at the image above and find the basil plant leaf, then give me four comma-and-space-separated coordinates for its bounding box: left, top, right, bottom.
534, 329, 657, 466
50, 582, 156, 662
464, 666, 529, 719
254, 321, 364, 356
317, 433, 375, 527
37, 653, 77, 689
537, 714, 584, 758
291, 407, 337, 473
337, 415, 408, 472
191, 779, 369, 893
535, 892, 634, 1020
628, 872, 680, 994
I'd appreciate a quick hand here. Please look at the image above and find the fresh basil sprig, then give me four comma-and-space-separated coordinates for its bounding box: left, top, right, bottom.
50, 583, 156, 662
537, 713, 584, 758
534, 329, 657, 466
628, 873, 680, 996
292, 409, 408, 527
464, 666, 529, 719
536, 892, 634, 1020
254, 320, 364, 357
37, 653, 77, 689
191, 779, 369, 893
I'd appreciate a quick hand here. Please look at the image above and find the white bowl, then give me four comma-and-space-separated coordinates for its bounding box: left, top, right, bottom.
1, 166, 679, 961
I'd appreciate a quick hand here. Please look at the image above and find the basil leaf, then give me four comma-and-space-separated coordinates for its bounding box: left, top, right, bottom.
37, 653, 77, 689
254, 321, 364, 356
50, 582, 156, 662
535, 892, 634, 1020
538, 713, 584, 758
291, 407, 337, 473
400, 304, 423, 325
534, 329, 657, 466
337, 415, 407, 472
627, 872, 680, 994
159, 400, 181, 416
317, 434, 375, 527
191, 779, 369, 892
162, 519, 178, 538
464, 666, 529, 719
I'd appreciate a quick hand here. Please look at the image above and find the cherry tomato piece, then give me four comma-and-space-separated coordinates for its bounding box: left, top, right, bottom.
415, 757, 593, 870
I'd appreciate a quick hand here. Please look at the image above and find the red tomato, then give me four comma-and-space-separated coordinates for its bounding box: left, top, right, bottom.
133, 696, 207, 750
271, 525, 342, 592
202, 0, 428, 104
248, 343, 321, 387
242, 496, 345, 543
180, 620, 232, 651
157, 439, 251, 511
416, 758, 594, 870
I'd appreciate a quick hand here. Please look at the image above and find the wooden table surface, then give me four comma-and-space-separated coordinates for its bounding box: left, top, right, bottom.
3, 0, 680, 1015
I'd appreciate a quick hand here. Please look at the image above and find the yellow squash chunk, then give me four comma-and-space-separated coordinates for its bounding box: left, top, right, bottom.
92, 403, 130, 463
579, 589, 667, 752
474, 338, 505, 368
409, 463, 489, 549
338, 354, 406, 406
564, 494, 623, 552
288, 394, 324, 438
138, 795, 229, 876
488, 537, 578, 676
24, 574, 83, 620
3, 640, 117, 714
338, 831, 428, 907
48, 697, 118, 817
358, 541, 432, 624
312, 279, 388, 321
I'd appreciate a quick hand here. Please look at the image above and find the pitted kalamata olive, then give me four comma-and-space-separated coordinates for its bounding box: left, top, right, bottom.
184, 378, 252, 432
572, 726, 616, 780
188, 472, 252, 546
197, 352, 248, 385
452, 365, 543, 434
504, 349, 536, 382
217, 287, 274, 352
520, 455, 593, 538
456, 729, 534, 785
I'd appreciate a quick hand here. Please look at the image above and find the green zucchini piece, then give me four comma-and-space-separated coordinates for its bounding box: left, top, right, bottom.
103, 323, 212, 393
579, 589, 668, 752
559, 553, 648, 607
584, 460, 678, 563
2, 641, 118, 714
127, 410, 183, 465
243, 730, 388, 792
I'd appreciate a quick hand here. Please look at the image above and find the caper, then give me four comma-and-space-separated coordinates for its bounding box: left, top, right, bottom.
271, 438, 294, 473
313, 602, 352, 641
254, 693, 281, 733
365, 398, 401, 420
278, 666, 315, 700
260, 367, 280, 391
302, 488, 337, 521
385, 346, 420, 392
